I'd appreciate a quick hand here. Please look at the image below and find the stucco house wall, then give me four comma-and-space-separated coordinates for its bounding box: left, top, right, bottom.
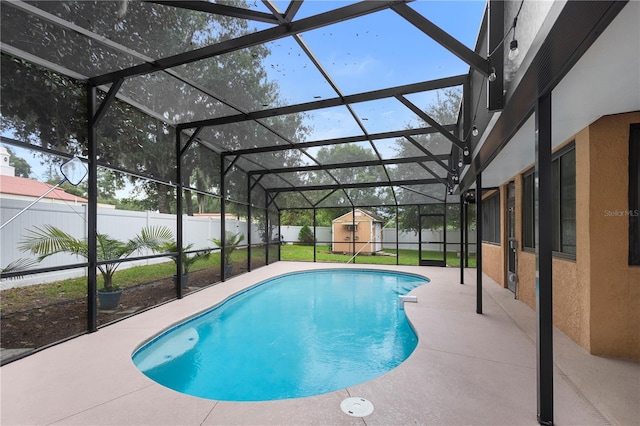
486, 112, 640, 359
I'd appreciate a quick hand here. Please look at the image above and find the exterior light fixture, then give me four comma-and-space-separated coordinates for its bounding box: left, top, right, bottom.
472, 126, 479, 137
458, 159, 464, 168
488, 67, 497, 82
508, 39, 519, 61
508, 16, 519, 61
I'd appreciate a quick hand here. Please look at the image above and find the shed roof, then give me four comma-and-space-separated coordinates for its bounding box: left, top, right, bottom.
332, 208, 385, 223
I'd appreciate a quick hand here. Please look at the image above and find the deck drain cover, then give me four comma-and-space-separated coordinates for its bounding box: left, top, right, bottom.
340, 397, 374, 417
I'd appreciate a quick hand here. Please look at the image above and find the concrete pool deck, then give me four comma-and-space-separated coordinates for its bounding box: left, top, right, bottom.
1, 262, 638, 425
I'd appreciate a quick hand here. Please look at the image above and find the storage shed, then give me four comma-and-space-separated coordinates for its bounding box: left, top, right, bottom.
331, 209, 384, 255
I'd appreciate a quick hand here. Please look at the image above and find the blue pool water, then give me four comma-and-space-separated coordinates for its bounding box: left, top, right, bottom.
132, 269, 429, 401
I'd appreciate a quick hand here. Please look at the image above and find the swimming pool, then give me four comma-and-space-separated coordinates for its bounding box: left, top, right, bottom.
132, 269, 429, 401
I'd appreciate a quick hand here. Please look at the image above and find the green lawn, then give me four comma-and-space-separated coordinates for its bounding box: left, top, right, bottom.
1, 252, 226, 310
2, 245, 475, 311
280, 244, 476, 268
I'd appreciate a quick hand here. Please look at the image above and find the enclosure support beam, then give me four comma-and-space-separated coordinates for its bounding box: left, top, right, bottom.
247, 173, 252, 271
146, 0, 281, 24
535, 93, 554, 426
391, 2, 491, 77
398, 97, 465, 150
476, 173, 482, 314
92, 79, 123, 127
181, 76, 466, 130
277, 208, 282, 262
92, 0, 401, 85
464, 199, 469, 267
232, 127, 452, 157
87, 86, 98, 333
220, 156, 227, 281
269, 178, 439, 193
313, 207, 317, 263
176, 128, 184, 299
444, 198, 448, 265
266, 188, 271, 266
395, 205, 399, 266
179, 127, 202, 158
460, 194, 464, 284
352, 207, 356, 263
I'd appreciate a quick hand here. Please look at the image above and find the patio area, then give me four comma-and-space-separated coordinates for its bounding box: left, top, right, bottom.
1, 262, 637, 425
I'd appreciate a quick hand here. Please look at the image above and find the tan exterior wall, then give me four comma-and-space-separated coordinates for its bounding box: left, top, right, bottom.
517, 251, 536, 309
587, 112, 640, 358
482, 243, 504, 286
502, 112, 640, 359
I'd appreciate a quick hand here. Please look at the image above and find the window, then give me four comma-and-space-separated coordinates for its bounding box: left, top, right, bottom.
522, 170, 535, 249
521, 143, 576, 257
553, 144, 576, 255
630, 124, 640, 265
482, 190, 500, 244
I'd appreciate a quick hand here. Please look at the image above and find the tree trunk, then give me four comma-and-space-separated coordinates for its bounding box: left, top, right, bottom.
103, 273, 113, 292
184, 189, 194, 216
156, 183, 172, 213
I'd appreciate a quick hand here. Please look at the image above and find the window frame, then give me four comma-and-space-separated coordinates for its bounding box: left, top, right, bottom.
520, 142, 576, 259
482, 190, 501, 245
552, 143, 576, 258
522, 169, 536, 251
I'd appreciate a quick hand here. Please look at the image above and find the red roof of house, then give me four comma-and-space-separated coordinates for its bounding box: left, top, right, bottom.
0, 175, 88, 203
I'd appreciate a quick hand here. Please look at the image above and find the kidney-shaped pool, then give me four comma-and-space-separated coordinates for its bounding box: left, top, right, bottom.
132, 269, 429, 401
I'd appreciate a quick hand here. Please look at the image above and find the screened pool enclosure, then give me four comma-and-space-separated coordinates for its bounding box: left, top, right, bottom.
0, 0, 493, 361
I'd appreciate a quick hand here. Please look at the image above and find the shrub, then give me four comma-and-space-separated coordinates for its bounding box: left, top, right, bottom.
298, 225, 315, 246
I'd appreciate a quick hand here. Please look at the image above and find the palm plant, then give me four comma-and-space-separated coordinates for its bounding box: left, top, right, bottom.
160, 240, 211, 276
211, 231, 244, 271
1, 258, 39, 279
19, 224, 173, 292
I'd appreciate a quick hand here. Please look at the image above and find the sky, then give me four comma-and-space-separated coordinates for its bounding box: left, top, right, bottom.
1, 0, 487, 194
258, 1, 486, 141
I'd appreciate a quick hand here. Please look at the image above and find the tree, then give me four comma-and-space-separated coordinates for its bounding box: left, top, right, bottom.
0, 56, 87, 155
1, 1, 309, 213
5, 147, 31, 177
298, 225, 315, 246
281, 209, 313, 226
314, 144, 389, 207
394, 88, 463, 233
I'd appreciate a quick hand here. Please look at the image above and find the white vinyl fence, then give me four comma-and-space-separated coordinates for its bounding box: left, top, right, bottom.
0, 199, 255, 289
2, 200, 476, 289
278, 225, 476, 253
